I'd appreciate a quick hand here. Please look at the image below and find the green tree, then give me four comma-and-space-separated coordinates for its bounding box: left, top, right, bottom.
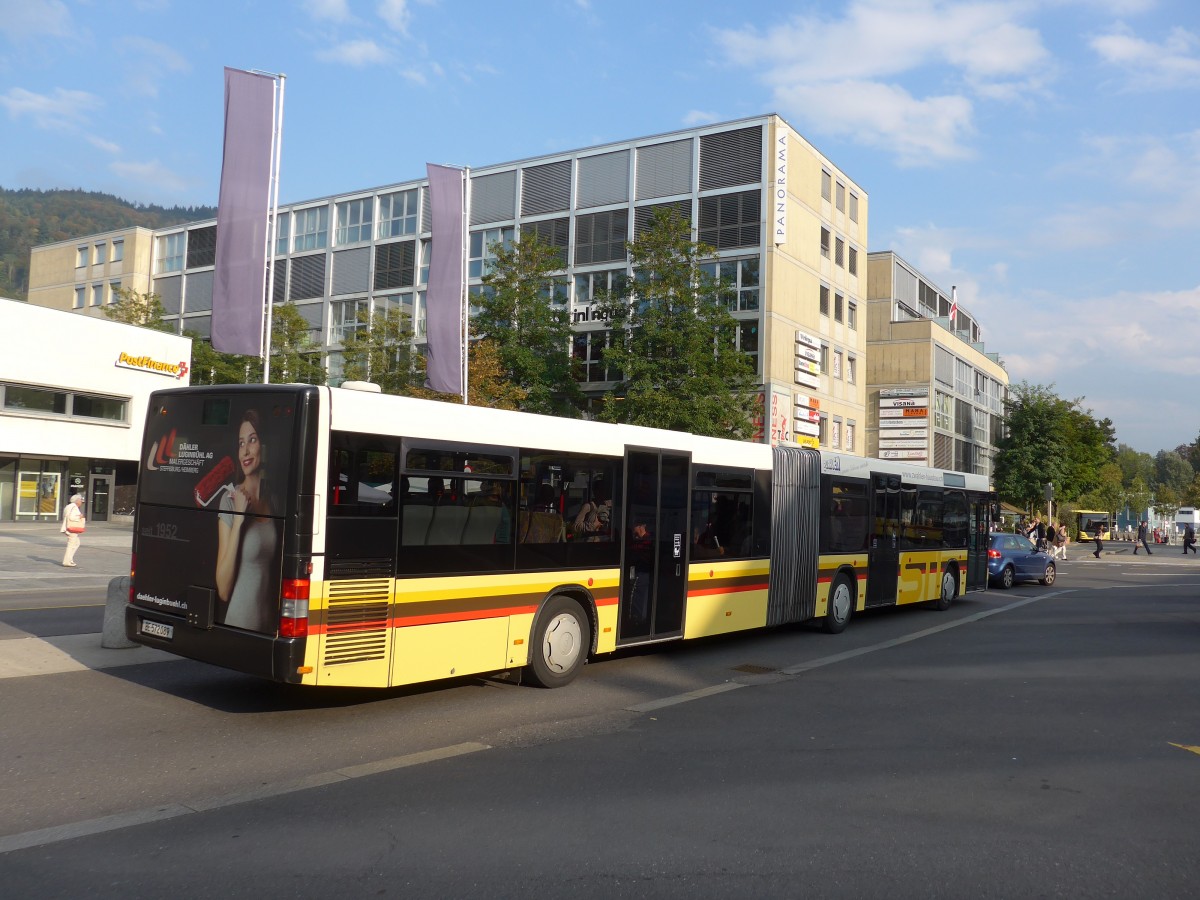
1153, 485, 1181, 531
1182, 473, 1200, 509
1078, 462, 1124, 525
341, 306, 422, 395
263, 302, 324, 384
476, 233, 582, 416
104, 286, 173, 332
467, 338, 527, 410
1124, 475, 1153, 523
186, 331, 257, 384
1155, 450, 1192, 495
595, 212, 757, 438
1115, 443, 1156, 488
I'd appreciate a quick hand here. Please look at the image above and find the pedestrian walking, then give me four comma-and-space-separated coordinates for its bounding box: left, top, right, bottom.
1184, 524, 1197, 555
60, 493, 86, 567
1134, 520, 1153, 555
1053, 523, 1068, 560
1092, 521, 1104, 559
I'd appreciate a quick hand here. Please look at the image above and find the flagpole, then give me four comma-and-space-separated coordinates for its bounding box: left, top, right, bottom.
460, 166, 470, 405
258, 71, 285, 384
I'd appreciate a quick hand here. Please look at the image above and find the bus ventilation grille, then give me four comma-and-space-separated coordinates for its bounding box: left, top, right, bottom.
322, 579, 391, 666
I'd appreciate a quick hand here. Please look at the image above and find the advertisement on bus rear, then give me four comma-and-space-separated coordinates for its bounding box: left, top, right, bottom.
136, 392, 299, 633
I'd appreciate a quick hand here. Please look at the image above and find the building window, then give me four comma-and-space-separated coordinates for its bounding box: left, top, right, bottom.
835, 237, 844, 267
572, 330, 619, 383
835, 182, 845, 212
833, 349, 843, 379
818, 414, 828, 445
293, 206, 329, 252
3, 384, 67, 415
845, 421, 855, 451
834, 292, 844, 323
186, 225, 216, 269
330, 297, 371, 344
821, 170, 831, 202
111, 240, 123, 263
108, 281, 120, 304
375, 241, 416, 291
469, 226, 515, 278
155, 233, 184, 273
737, 319, 760, 375
847, 301, 857, 330
273, 213, 290, 255
700, 255, 760, 312
820, 284, 829, 316
73, 287, 84, 309
846, 355, 856, 384
71, 394, 127, 421
848, 246, 857, 275
379, 189, 419, 238
575, 210, 628, 266
698, 190, 761, 250
820, 343, 829, 374
831, 418, 842, 449
849, 192, 859, 223
418, 240, 430, 285
76, 246, 88, 268
91, 284, 103, 306
335, 198, 373, 245
934, 391, 953, 430
93, 242, 106, 265
524, 217, 570, 267
820, 228, 830, 259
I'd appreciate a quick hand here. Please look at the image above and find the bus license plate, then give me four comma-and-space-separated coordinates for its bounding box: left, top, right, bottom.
141, 619, 173, 640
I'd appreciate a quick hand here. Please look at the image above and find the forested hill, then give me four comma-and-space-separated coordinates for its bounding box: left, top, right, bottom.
0, 187, 215, 300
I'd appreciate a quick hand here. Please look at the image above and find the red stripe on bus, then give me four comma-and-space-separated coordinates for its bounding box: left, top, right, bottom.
688, 582, 768, 597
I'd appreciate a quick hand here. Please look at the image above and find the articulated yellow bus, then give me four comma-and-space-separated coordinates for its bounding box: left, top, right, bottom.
127, 384, 992, 689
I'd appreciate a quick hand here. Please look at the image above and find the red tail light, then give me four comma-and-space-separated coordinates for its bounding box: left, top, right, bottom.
988, 549, 1001, 559
129, 552, 137, 602
280, 578, 310, 638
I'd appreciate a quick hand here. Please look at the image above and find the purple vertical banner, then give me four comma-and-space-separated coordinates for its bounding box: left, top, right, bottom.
425, 163, 466, 396
212, 67, 275, 356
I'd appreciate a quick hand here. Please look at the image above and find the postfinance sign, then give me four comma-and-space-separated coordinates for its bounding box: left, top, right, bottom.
115, 352, 190, 379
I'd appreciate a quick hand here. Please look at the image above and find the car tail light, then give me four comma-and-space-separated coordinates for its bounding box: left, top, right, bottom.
987, 549, 1001, 559
280, 578, 310, 638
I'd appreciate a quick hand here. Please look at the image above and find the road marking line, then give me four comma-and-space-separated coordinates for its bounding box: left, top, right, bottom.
625, 682, 745, 712
0, 742, 491, 855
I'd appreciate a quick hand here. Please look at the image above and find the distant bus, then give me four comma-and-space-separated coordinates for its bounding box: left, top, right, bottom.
1075, 510, 1111, 541
126, 384, 993, 690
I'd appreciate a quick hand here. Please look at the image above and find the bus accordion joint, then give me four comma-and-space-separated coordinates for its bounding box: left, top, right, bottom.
280, 577, 310, 639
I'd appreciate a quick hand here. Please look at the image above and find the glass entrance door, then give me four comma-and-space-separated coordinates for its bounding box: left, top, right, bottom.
89, 475, 111, 522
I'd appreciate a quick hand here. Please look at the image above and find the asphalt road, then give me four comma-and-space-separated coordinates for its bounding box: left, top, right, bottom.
1, 557, 1198, 898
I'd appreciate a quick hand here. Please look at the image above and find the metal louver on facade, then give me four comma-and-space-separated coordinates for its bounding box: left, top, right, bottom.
373, 241, 415, 291
521, 160, 572, 215
184, 269, 213, 313
699, 126, 763, 191
766, 446, 820, 625
527, 217, 570, 265
155, 275, 182, 314
470, 170, 517, 226
332, 247, 371, 296
635, 199, 691, 237
698, 190, 761, 250
269, 259, 288, 304
420, 186, 431, 234
289, 253, 327, 301
186, 225, 217, 269
636, 139, 693, 200
576, 150, 630, 209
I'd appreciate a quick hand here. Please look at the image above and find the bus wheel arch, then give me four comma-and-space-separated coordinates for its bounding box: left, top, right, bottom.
823, 570, 856, 634
934, 564, 959, 611
526, 593, 592, 689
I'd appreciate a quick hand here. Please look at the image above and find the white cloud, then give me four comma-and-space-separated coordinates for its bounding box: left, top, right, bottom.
304, 0, 353, 22
378, 0, 411, 34
117, 36, 191, 98
317, 39, 393, 66
712, 0, 1052, 164
1090, 23, 1200, 90
109, 159, 190, 196
683, 110, 719, 126
87, 135, 121, 154
0, 86, 96, 130
0, 0, 71, 40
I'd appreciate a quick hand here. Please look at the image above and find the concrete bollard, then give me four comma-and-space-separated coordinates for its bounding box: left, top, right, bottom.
102, 576, 136, 649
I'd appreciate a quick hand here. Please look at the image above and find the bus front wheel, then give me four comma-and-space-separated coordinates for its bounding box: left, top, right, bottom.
823, 574, 854, 634
526, 595, 591, 688
934, 567, 957, 611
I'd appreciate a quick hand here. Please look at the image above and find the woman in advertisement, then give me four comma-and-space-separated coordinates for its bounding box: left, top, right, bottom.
215, 409, 279, 632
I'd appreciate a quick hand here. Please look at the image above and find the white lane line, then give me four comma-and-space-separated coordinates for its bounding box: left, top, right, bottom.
0, 633, 178, 679
0, 742, 491, 855
625, 682, 746, 713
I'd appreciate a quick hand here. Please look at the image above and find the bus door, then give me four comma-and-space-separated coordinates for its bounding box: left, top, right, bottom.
966, 497, 990, 590
619, 449, 689, 642
866, 473, 901, 607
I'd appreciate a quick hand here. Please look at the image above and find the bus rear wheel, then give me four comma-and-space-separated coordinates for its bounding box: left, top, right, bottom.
823, 574, 854, 634
526, 595, 590, 688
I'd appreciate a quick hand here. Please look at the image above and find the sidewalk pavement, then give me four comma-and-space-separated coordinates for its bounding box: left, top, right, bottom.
0, 520, 133, 594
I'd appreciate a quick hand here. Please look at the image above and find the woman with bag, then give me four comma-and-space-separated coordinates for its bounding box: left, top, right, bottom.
60, 493, 86, 567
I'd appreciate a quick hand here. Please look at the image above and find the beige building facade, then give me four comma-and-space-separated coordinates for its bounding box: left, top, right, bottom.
28, 226, 156, 317
865, 251, 1008, 476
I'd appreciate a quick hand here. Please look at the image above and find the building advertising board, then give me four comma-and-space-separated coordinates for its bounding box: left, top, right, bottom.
773, 132, 787, 246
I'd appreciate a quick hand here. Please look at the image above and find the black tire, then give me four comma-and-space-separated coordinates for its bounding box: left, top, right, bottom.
934, 567, 957, 611
1039, 563, 1056, 586
999, 565, 1015, 589
823, 573, 854, 634
526, 595, 590, 688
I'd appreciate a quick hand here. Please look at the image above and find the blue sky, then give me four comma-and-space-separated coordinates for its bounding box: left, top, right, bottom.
2, 0, 1198, 455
